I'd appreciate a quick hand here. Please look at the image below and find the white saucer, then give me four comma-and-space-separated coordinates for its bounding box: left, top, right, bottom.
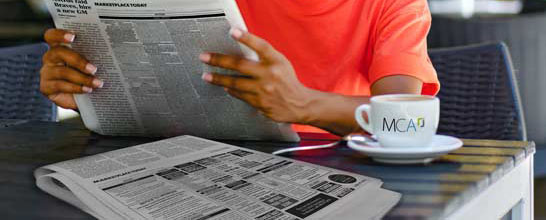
347, 135, 463, 164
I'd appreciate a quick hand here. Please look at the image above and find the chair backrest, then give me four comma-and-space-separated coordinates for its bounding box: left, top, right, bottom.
0, 43, 57, 121
429, 42, 527, 141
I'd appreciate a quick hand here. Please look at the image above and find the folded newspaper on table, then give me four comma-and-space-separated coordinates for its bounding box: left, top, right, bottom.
35, 135, 400, 220
45, 0, 299, 141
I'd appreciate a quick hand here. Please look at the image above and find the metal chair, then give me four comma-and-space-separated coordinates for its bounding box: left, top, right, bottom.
429, 42, 527, 141
0, 43, 57, 121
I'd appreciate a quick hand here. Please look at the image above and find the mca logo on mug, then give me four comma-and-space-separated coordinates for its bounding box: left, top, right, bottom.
355, 94, 439, 148
382, 117, 426, 133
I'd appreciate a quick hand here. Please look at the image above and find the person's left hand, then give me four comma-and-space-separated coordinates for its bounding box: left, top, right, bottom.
200, 28, 313, 124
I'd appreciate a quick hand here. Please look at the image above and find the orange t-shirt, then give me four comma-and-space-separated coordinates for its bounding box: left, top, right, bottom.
236, 0, 440, 133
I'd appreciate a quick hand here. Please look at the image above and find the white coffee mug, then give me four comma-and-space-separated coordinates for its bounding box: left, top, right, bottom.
354, 94, 440, 148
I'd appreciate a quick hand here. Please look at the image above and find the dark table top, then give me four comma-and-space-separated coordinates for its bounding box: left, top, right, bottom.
0, 119, 535, 219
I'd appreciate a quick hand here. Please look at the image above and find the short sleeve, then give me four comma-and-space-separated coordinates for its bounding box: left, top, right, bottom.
368, 0, 439, 95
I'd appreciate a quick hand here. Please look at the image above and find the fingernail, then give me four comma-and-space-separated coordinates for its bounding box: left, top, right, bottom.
199, 53, 211, 63
230, 28, 243, 39
86, 63, 97, 75
82, 86, 93, 93
202, 72, 213, 82
92, 79, 104, 88
64, 33, 75, 43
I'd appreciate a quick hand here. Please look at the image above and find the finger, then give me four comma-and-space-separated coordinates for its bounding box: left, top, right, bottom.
48, 93, 78, 110
200, 53, 263, 76
44, 29, 75, 46
42, 80, 94, 95
229, 28, 280, 61
202, 72, 256, 93
43, 46, 97, 75
47, 66, 104, 89
226, 88, 260, 107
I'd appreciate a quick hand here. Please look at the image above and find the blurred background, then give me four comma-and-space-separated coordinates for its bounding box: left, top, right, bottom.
0, 0, 545, 218
0, 0, 51, 47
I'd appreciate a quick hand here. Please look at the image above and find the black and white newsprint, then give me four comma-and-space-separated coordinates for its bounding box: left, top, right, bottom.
45, 0, 299, 141
35, 136, 400, 220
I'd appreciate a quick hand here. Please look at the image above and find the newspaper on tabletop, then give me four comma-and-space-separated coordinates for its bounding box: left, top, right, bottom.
35, 135, 400, 220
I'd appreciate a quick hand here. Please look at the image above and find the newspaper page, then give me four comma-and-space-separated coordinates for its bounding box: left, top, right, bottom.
44, 0, 298, 141
35, 136, 400, 220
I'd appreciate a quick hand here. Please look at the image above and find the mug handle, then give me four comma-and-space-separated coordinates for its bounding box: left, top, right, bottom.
355, 104, 373, 134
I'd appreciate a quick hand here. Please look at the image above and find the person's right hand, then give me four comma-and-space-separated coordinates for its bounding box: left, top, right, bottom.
40, 29, 104, 109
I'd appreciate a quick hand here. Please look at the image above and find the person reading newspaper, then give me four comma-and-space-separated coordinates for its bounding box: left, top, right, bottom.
39, 0, 439, 136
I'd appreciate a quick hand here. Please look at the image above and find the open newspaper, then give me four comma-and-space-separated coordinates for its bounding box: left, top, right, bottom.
35, 135, 400, 220
45, 0, 299, 141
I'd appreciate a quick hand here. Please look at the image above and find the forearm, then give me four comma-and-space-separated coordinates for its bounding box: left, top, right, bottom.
300, 75, 424, 136
303, 89, 369, 136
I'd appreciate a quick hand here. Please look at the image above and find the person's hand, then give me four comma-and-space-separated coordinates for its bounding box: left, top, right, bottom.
40, 29, 104, 109
200, 28, 313, 124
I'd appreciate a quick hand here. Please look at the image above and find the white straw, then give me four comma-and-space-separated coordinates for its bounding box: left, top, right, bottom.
272, 141, 340, 155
